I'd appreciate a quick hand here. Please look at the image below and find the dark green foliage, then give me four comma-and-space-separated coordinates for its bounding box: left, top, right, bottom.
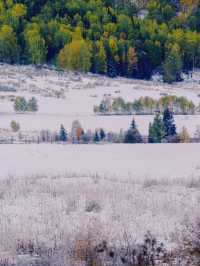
59, 124, 67, 142
148, 113, 165, 143
100, 128, 106, 140
124, 118, 143, 143
94, 130, 100, 142
163, 107, 177, 140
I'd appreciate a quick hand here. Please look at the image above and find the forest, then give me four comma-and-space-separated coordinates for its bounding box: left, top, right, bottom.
0, 0, 200, 82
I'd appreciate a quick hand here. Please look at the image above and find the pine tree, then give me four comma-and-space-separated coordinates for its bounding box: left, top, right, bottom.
163, 108, 177, 141
124, 118, 142, 143
94, 130, 100, 142
100, 128, 106, 140
148, 113, 165, 143
59, 124, 67, 142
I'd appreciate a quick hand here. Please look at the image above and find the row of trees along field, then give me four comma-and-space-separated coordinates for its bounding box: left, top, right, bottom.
56, 108, 190, 143
8, 108, 193, 143
94, 95, 197, 115
1, 0, 200, 82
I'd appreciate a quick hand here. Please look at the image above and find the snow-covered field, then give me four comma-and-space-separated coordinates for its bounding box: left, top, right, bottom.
0, 143, 199, 266
0, 65, 200, 264
1, 64, 200, 135
0, 144, 200, 263
0, 143, 200, 180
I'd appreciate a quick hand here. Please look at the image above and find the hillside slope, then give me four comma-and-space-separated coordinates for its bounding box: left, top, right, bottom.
0, 0, 200, 81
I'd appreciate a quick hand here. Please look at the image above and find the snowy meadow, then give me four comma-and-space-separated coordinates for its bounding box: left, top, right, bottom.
0, 144, 200, 265
1, 64, 200, 136
0, 65, 200, 265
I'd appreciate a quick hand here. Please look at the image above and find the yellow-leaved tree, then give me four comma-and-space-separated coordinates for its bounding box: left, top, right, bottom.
58, 38, 92, 72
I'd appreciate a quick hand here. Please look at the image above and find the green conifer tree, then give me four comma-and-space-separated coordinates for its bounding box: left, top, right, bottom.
59, 124, 67, 142
124, 118, 142, 143
94, 130, 100, 142
148, 113, 165, 143
163, 107, 177, 141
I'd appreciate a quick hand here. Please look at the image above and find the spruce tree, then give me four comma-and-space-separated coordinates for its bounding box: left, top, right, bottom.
124, 118, 142, 143
148, 113, 165, 143
94, 130, 100, 142
163, 108, 177, 141
59, 124, 67, 142
100, 128, 106, 140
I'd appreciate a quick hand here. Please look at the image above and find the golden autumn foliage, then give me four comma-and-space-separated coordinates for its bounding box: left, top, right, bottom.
11, 3, 27, 18
179, 126, 190, 143
58, 39, 92, 72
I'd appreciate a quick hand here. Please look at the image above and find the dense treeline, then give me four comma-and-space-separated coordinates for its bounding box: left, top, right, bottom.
1, 0, 200, 82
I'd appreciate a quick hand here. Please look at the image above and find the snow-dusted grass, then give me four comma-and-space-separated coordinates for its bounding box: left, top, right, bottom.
0, 166, 199, 262
0, 144, 200, 260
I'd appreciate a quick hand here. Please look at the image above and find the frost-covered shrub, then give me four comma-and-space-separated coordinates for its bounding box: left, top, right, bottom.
85, 200, 101, 213
14, 97, 27, 112
177, 219, 200, 266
